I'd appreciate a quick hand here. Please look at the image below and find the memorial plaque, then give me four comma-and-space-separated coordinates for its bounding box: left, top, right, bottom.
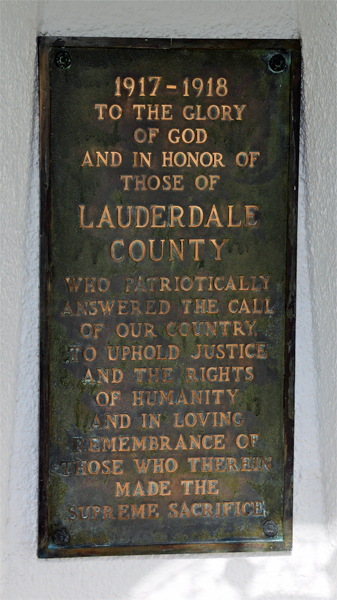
38, 38, 300, 557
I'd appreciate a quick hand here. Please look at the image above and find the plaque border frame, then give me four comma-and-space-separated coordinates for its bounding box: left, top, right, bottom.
38, 37, 300, 558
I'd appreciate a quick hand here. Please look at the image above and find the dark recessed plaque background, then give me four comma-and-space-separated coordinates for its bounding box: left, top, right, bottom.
38, 38, 300, 558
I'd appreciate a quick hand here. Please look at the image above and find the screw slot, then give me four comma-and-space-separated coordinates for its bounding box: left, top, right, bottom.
269, 54, 286, 73
55, 51, 72, 70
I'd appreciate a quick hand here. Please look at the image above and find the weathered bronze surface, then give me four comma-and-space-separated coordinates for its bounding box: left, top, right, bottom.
38, 38, 300, 558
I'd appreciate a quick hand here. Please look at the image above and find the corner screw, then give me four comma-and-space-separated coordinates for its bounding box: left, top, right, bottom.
52, 528, 70, 546
55, 50, 72, 70
269, 54, 286, 73
262, 520, 278, 537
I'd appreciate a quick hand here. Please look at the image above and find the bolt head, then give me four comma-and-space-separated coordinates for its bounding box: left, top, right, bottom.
55, 51, 72, 70
52, 528, 70, 546
269, 54, 286, 73
262, 520, 278, 537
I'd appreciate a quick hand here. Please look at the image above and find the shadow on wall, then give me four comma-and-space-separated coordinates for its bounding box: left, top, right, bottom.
97, 550, 336, 600
132, 551, 336, 600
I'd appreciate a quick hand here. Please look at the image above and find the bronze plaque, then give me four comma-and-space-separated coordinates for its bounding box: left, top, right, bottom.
38, 38, 300, 557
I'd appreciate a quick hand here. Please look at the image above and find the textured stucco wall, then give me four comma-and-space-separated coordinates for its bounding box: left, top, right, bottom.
1, 1, 336, 599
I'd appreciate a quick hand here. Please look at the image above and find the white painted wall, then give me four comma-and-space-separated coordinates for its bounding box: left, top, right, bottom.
1, 1, 336, 598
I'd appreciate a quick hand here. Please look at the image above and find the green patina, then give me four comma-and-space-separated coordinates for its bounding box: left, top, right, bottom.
40, 41, 297, 555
